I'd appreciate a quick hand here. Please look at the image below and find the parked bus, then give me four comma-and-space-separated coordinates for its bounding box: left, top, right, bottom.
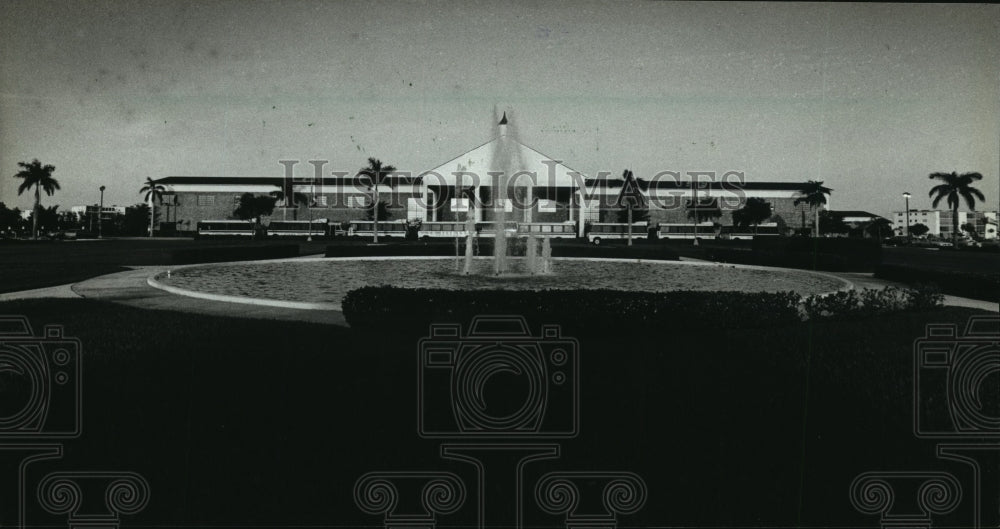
586, 222, 649, 244
473, 221, 519, 238
718, 222, 781, 239
348, 220, 407, 238
516, 222, 577, 238
656, 222, 717, 240
196, 220, 255, 237
265, 220, 328, 238
418, 221, 472, 238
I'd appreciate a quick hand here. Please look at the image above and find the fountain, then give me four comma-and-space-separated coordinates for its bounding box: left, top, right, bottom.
457, 110, 552, 276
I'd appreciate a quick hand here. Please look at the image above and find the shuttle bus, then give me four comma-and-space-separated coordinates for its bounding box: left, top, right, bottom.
267, 220, 327, 238
718, 222, 780, 239
586, 222, 649, 244
348, 220, 407, 238
656, 222, 717, 240
516, 222, 577, 239
196, 220, 255, 237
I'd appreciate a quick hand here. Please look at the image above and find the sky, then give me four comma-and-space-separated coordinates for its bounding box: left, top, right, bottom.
1, 1, 998, 218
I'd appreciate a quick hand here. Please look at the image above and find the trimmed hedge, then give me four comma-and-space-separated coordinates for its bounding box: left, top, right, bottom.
170, 244, 299, 264
750, 237, 882, 272
875, 264, 999, 303
325, 242, 456, 258
342, 287, 803, 334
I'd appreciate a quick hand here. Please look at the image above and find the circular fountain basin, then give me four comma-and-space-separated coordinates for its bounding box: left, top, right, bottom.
150, 256, 851, 310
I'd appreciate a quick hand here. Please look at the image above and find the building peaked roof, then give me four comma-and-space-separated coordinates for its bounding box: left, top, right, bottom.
422, 136, 586, 188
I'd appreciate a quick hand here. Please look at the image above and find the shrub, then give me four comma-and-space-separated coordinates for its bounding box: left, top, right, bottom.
875, 264, 999, 303
342, 287, 803, 335
801, 286, 943, 321
751, 237, 882, 272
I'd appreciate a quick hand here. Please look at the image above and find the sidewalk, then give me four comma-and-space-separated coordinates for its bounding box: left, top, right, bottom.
1, 266, 346, 325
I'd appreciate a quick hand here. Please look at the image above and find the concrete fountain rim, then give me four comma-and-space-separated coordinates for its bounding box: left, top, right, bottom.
146, 255, 855, 312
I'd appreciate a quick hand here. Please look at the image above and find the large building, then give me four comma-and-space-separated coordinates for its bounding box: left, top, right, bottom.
152, 118, 824, 236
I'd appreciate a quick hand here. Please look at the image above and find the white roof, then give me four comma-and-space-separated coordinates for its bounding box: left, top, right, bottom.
421, 134, 586, 188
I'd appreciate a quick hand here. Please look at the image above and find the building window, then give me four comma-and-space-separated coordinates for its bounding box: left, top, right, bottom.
316, 195, 328, 206
198, 195, 216, 206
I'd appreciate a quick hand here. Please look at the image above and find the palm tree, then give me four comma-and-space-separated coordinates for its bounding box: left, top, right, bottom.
357, 157, 397, 243
14, 159, 59, 239
793, 180, 832, 237
928, 171, 986, 246
139, 177, 165, 237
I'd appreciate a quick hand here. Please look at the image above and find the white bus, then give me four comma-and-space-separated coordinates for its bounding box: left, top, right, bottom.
586, 222, 649, 244
348, 220, 408, 238
516, 222, 577, 239
718, 222, 780, 240
267, 220, 328, 238
656, 222, 717, 240
196, 220, 255, 237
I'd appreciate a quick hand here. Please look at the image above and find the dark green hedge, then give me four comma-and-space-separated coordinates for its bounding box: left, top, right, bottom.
875, 264, 999, 303
325, 242, 456, 258
170, 244, 299, 264
342, 287, 801, 335
750, 237, 882, 272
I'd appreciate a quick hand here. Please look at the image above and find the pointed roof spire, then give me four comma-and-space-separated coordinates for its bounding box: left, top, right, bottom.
498, 112, 508, 125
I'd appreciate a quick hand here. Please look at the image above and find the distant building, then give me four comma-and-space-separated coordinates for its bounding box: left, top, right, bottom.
892, 209, 998, 239
828, 210, 884, 224
893, 210, 942, 236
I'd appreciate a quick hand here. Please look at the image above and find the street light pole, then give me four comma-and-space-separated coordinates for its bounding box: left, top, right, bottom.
99, 185, 105, 239
902, 192, 911, 241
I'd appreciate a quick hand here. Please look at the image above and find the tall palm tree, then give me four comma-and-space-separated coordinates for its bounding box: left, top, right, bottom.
793, 180, 832, 237
14, 159, 59, 239
928, 171, 986, 246
139, 177, 165, 237
357, 157, 397, 243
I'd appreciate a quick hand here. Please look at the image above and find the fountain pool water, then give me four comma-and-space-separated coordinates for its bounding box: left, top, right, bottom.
153, 257, 850, 309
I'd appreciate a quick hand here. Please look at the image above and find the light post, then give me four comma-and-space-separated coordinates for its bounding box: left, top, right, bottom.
98, 185, 105, 239
902, 192, 911, 241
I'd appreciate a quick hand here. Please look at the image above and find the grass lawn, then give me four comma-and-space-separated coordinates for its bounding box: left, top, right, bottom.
0, 297, 992, 527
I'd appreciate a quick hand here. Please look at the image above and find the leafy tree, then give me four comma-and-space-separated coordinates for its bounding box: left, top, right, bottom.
686, 197, 722, 222
123, 203, 154, 236
793, 180, 832, 237
818, 210, 849, 235
357, 157, 397, 243
270, 188, 311, 219
961, 222, 978, 239
13, 159, 59, 239
928, 171, 986, 246
0, 202, 23, 233
25, 205, 61, 234
909, 222, 930, 237
139, 177, 165, 236
233, 193, 277, 237
865, 217, 893, 240
732, 197, 772, 234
